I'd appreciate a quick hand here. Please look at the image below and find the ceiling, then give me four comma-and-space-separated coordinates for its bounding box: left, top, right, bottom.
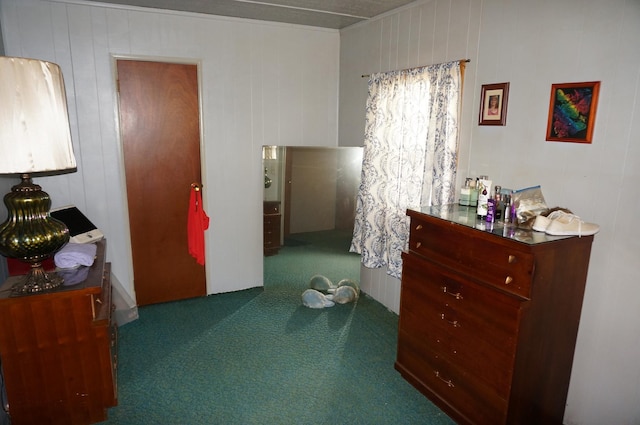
83, 0, 418, 29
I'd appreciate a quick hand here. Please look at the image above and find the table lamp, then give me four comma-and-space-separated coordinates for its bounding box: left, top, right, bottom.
0, 56, 77, 295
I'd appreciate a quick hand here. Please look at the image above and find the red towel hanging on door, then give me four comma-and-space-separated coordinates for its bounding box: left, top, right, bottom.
188, 186, 209, 265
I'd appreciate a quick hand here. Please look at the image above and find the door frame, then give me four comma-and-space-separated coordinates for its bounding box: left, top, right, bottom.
112, 54, 208, 300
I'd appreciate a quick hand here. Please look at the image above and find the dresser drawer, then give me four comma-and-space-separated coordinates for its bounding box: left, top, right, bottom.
264, 233, 279, 247
94, 263, 112, 323
263, 215, 280, 231
401, 253, 521, 351
400, 253, 520, 396
109, 321, 119, 406
399, 305, 515, 398
264, 201, 280, 214
263, 215, 280, 246
408, 216, 535, 299
397, 328, 508, 425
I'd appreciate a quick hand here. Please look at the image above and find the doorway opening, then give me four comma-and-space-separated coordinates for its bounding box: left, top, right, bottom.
262, 146, 363, 293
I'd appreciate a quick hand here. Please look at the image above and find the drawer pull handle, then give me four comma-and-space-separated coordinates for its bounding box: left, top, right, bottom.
415, 242, 422, 248
416, 224, 423, 230
442, 286, 463, 300
508, 254, 516, 263
435, 371, 455, 388
440, 313, 460, 327
505, 276, 513, 285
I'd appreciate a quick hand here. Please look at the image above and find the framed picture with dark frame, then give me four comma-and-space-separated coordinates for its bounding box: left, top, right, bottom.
546, 81, 600, 144
479, 82, 509, 126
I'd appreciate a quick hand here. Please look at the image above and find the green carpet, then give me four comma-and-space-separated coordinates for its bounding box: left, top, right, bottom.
265, 229, 361, 289
102, 230, 454, 424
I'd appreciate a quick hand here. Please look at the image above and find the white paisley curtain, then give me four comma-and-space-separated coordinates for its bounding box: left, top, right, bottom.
350, 60, 462, 278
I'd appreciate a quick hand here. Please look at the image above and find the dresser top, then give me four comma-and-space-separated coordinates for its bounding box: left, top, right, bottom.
408, 204, 584, 246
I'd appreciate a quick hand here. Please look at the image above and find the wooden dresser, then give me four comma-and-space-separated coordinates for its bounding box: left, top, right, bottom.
396, 205, 594, 425
0, 239, 117, 424
263, 201, 281, 256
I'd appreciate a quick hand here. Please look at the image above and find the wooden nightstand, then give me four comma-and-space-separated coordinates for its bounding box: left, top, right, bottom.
0, 240, 117, 424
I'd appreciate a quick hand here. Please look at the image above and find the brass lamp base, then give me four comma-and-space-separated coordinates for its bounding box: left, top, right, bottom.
11, 262, 64, 295
0, 174, 70, 295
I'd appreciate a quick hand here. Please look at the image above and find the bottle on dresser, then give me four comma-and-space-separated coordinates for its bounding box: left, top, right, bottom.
459, 178, 473, 206
502, 190, 512, 223
493, 185, 503, 220
504, 190, 517, 226
469, 178, 479, 207
476, 176, 492, 218
486, 197, 496, 223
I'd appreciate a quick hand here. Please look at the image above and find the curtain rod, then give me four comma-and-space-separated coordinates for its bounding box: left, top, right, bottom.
361, 59, 470, 78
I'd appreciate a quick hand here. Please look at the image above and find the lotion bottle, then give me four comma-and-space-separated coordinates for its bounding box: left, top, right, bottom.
459, 178, 472, 206
476, 176, 492, 218
469, 178, 479, 207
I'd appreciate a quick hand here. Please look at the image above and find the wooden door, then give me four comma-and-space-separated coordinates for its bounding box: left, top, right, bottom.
284, 147, 339, 235
284, 147, 293, 238
117, 60, 206, 306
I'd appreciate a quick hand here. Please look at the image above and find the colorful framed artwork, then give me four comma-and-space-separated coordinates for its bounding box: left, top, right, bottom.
479, 82, 509, 126
546, 81, 600, 144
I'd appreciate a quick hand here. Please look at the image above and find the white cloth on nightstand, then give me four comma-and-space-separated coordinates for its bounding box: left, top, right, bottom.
54, 242, 97, 269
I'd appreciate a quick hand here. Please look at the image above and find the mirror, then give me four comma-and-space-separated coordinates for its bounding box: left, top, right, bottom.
262, 146, 363, 288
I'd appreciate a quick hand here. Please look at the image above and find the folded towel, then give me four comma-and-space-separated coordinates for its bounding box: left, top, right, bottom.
58, 266, 90, 286
54, 242, 97, 269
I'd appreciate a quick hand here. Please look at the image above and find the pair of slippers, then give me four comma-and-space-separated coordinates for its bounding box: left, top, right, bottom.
301, 275, 360, 309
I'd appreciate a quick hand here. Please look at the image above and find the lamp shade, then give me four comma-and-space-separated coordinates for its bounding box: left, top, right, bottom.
0, 56, 76, 174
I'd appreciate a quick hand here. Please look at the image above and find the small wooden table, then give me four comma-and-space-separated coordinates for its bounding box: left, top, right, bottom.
0, 240, 117, 424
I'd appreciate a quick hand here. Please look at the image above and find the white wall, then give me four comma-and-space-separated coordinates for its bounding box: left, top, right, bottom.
0, 0, 339, 298
339, 0, 640, 424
